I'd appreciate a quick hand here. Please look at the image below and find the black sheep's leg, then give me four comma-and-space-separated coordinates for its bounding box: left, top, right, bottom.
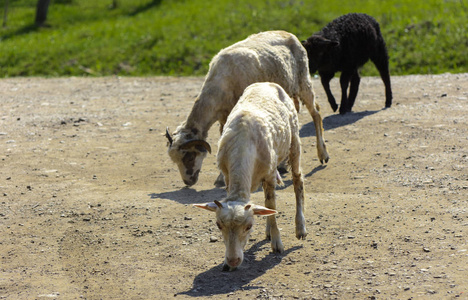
339, 71, 352, 114
371, 47, 393, 108
347, 69, 360, 112
320, 72, 338, 112
379, 66, 393, 108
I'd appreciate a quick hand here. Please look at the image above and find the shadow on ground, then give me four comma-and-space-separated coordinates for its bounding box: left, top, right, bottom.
300, 110, 381, 138
149, 187, 226, 204
178, 240, 303, 297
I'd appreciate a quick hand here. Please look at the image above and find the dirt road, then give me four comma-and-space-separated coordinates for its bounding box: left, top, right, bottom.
1, 74, 467, 299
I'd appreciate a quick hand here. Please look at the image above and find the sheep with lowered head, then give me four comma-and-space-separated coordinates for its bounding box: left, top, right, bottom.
166, 30, 329, 187
195, 82, 307, 271
302, 13, 392, 114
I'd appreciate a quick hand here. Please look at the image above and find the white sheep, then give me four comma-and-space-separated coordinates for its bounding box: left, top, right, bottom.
166, 30, 329, 187
194, 82, 307, 271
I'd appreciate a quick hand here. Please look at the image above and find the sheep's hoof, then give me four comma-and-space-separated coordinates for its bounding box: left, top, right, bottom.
222, 264, 236, 272
319, 154, 330, 165
214, 180, 225, 188
214, 173, 225, 187
320, 158, 329, 164
339, 106, 352, 115
271, 239, 284, 254
296, 229, 308, 240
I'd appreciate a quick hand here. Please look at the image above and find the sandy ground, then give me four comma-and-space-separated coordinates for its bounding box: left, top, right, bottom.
0, 74, 467, 299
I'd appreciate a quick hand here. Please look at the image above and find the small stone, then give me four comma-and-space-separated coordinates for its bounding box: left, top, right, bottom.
423, 247, 431, 252
209, 236, 218, 242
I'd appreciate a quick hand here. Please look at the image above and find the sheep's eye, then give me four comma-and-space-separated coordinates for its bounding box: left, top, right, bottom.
183, 152, 196, 163
245, 224, 252, 231
216, 222, 222, 230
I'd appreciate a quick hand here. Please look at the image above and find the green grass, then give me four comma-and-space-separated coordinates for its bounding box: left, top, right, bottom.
1, 0, 467, 77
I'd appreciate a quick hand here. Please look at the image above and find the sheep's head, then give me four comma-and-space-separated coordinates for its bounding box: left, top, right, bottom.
166, 127, 211, 186
302, 35, 339, 74
194, 200, 277, 271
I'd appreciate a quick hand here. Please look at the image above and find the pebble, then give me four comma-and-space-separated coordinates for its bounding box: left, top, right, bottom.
209, 236, 218, 242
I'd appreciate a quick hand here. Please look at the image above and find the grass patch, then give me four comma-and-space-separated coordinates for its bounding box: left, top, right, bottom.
1, 0, 467, 77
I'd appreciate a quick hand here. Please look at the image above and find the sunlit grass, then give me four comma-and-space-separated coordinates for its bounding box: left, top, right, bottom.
1, 0, 466, 77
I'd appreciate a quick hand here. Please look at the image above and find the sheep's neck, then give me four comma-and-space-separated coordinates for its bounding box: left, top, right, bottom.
185, 92, 226, 140
225, 143, 256, 204
185, 80, 237, 139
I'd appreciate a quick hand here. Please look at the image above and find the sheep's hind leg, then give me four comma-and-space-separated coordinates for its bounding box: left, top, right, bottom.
299, 92, 329, 164
371, 44, 393, 108
339, 71, 352, 114
347, 70, 361, 112
374, 63, 392, 108
214, 121, 227, 187
263, 179, 284, 253
290, 133, 307, 239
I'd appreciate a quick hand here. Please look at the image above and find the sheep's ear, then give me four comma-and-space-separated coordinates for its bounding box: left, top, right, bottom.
193, 202, 219, 212
309, 35, 339, 48
180, 140, 212, 154
249, 204, 278, 216
165, 127, 173, 146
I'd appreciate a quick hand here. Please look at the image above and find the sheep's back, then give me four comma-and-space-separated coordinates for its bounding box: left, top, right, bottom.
321, 13, 383, 69
208, 31, 307, 103
218, 83, 297, 188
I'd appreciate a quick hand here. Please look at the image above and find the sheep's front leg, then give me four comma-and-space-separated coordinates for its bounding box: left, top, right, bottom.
320, 72, 338, 112
290, 134, 307, 239
263, 179, 284, 253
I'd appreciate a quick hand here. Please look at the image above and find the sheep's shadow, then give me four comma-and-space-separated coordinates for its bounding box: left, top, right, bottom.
300, 109, 380, 138
178, 240, 303, 297
277, 164, 327, 190
149, 187, 226, 204
151, 165, 327, 204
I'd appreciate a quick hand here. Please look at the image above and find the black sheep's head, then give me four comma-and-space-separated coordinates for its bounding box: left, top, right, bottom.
302, 35, 339, 74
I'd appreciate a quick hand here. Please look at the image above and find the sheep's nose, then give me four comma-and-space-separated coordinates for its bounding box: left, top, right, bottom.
227, 257, 241, 268
184, 170, 200, 186
183, 179, 195, 186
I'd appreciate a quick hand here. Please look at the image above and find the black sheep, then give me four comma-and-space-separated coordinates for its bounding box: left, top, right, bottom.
302, 13, 392, 114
